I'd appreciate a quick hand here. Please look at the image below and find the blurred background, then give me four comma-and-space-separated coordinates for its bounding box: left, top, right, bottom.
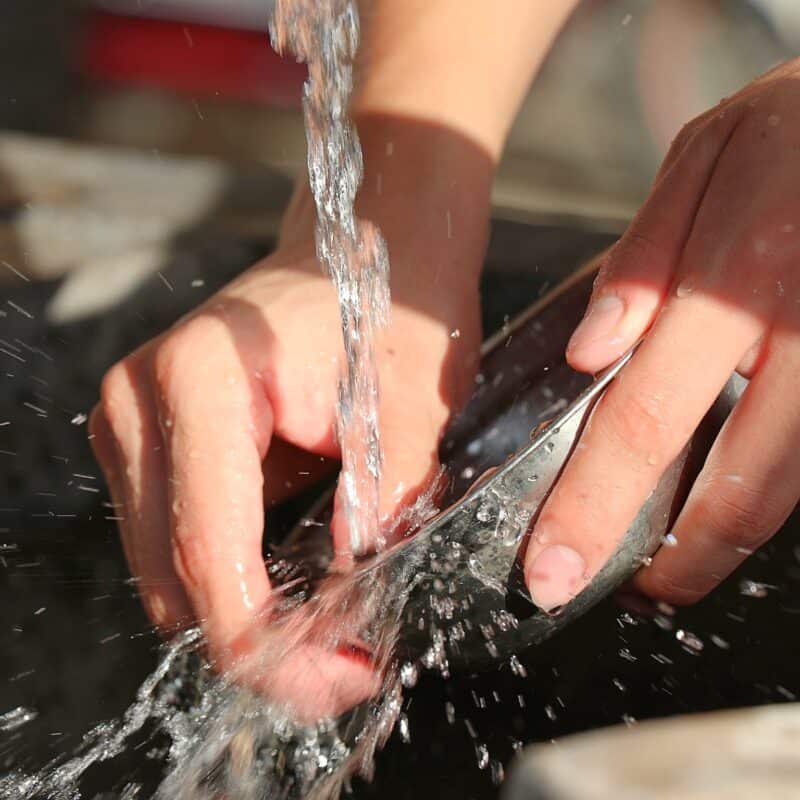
2, 2, 800, 798
5, 0, 800, 229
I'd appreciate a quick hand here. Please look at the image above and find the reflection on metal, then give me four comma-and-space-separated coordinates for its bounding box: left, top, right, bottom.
279, 264, 743, 672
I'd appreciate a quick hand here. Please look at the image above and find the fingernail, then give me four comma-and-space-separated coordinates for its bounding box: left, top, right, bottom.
567, 295, 625, 361
526, 545, 588, 612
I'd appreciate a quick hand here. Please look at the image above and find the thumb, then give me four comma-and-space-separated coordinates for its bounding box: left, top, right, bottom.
330, 324, 477, 556
331, 398, 445, 556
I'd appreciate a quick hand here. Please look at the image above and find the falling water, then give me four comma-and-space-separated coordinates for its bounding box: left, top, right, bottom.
271, 0, 391, 554
0, 1, 417, 796
0, 1, 532, 796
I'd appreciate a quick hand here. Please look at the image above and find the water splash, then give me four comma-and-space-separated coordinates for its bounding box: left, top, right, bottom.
0, 707, 37, 733
271, 0, 391, 555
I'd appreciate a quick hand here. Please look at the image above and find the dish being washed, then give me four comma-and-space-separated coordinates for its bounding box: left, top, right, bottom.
268, 261, 741, 674
138, 263, 742, 800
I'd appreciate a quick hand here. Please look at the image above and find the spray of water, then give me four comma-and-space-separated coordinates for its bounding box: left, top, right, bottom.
0, 2, 440, 796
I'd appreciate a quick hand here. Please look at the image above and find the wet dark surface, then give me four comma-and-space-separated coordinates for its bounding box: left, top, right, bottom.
2, 221, 799, 798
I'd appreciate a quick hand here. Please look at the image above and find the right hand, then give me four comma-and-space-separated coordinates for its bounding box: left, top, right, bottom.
89, 125, 491, 719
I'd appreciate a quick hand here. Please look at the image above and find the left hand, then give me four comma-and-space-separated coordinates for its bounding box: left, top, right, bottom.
524, 59, 800, 611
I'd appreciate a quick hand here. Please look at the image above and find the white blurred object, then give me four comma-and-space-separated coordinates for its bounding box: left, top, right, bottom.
92, 0, 274, 32
504, 703, 800, 800
46, 245, 170, 325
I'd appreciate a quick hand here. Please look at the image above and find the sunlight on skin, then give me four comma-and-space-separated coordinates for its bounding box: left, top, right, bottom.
525, 62, 800, 611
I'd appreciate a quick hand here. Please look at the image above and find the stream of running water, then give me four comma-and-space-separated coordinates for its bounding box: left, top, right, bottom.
272, 0, 391, 556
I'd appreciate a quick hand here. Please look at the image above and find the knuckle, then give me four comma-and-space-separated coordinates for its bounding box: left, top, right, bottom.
99, 361, 135, 435
605, 229, 671, 281
667, 119, 699, 159
642, 569, 709, 606
171, 533, 206, 595
152, 336, 189, 397
152, 324, 202, 395
698, 475, 778, 551
668, 110, 732, 171
688, 110, 730, 152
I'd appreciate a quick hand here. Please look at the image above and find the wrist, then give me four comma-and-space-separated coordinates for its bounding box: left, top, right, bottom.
280, 111, 493, 290
355, 111, 492, 282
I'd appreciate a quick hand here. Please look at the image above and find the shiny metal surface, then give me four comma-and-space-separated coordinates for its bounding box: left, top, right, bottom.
278, 265, 742, 672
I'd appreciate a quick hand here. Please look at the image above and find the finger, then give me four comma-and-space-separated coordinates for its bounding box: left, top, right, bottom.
242, 642, 383, 723
330, 391, 443, 556
97, 355, 193, 629
524, 292, 762, 612
330, 316, 466, 556
634, 329, 800, 603
152, 317, 274, 655
566, 108, 743, 373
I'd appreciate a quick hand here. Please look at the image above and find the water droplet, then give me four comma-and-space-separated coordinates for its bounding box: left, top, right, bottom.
398, 713, 411, 743
654, 614, 674, 632
466, 439, 483, 456
740, 579, 769, 598
476, 743, 490, 770
464, 718, 478, 739
490, 760, 505, 785
768, 114, 782, 127
450, 328, 461, 339
509, 655, 528, 678
676, 628, 704, 654
710, 634, 730, 650
400, 662, 418, 688
662, 532, 679, 547
444, 701, 456, 725
675, 281, 694, 298
476, 502, 492, 523
0, 706, 38, 732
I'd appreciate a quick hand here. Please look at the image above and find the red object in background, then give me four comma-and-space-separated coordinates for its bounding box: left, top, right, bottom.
80, 12, 307, 107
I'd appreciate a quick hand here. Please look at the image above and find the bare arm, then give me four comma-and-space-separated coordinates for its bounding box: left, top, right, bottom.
355, 0, 581, 161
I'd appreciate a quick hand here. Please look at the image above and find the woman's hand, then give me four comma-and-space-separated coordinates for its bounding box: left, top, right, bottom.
89, 116, 492, 719
524, 60, 800, 611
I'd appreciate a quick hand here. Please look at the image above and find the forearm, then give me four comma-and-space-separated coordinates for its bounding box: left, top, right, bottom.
354, 0, 580, 162
283, 0, 579, 285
